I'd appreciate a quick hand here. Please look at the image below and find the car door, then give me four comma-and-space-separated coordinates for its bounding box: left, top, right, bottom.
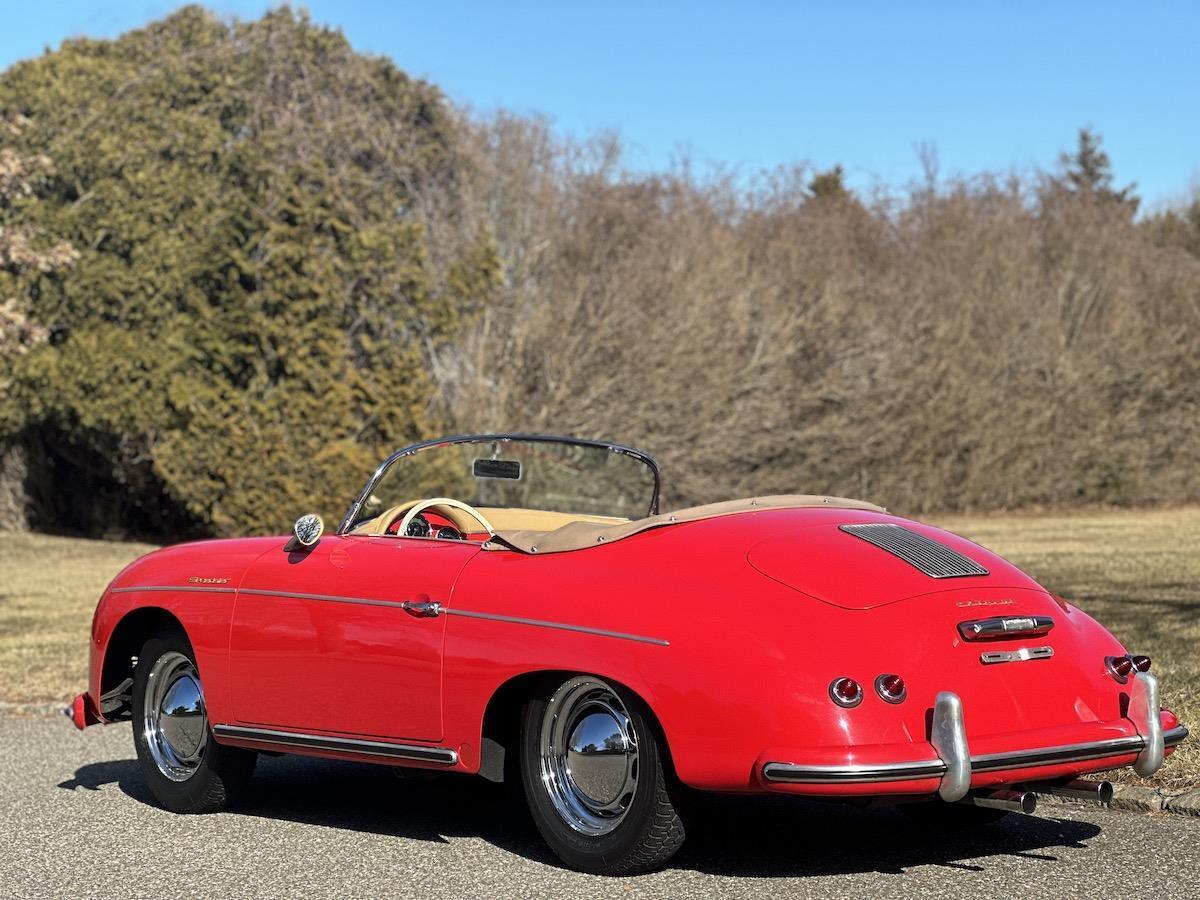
227, 533, 479, 741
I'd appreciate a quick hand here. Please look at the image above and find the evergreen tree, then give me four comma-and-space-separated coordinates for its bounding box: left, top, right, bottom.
1054, 127, 1139, 215
0, 7, 498, 536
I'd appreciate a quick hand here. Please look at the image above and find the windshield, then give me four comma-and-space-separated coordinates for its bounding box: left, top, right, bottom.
341, 435, 659, 531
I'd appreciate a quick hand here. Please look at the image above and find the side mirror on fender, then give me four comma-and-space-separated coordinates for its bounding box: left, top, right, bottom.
284, 513, 324, 553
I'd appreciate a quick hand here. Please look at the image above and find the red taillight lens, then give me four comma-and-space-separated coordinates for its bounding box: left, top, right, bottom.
1131, 655, 1151, 673
829, 677, 863, 708
1107, 655, 1134, 680
875, 674, 907, 703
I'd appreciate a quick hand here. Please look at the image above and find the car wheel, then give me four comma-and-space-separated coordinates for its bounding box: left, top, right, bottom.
131, 629, 256, 813
520, 675, 686, 875
898, 799, 1011, 828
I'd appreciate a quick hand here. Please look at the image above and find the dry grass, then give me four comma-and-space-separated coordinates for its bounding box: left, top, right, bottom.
0, 508, 1195, 788
934, 505, 1199, 791
0, 531, 155, 704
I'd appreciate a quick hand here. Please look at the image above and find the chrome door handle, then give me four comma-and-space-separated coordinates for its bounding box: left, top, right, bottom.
401, 600, 442, 618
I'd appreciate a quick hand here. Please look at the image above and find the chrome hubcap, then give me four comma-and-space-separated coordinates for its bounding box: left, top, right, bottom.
540, 677, 638, 835
143, 651, 208, 782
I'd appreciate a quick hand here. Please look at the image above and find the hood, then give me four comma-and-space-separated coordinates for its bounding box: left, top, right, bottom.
747, 519, 1044, 609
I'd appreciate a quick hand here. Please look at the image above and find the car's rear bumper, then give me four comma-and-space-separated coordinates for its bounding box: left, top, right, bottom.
759, 676, 1186, 797
762, 724, 1187, 786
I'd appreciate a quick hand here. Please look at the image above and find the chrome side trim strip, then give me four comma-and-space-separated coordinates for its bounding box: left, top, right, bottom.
211, 725, 458, 764
111, 585, 236, 595
239, 587, 407, 609
442, 608, 670, 647
113, 585, 669, 646
763, 724, 1189, 784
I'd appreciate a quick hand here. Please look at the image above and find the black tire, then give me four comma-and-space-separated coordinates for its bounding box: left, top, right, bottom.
898, 799, 1010, 828
131, 630, 256, 813
519, 676, 686, 875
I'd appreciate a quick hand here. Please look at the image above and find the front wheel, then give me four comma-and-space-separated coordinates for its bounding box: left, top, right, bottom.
131, 630, 256, 813
520, 675, 686, 875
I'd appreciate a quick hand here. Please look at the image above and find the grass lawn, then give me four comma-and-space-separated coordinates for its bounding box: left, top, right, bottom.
0, 507, 1195, 789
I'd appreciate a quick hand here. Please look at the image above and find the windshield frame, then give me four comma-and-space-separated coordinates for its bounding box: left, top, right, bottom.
336, 433, 662, 534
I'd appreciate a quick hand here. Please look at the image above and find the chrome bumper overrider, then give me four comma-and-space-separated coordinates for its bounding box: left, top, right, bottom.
763, 674, 1188, 793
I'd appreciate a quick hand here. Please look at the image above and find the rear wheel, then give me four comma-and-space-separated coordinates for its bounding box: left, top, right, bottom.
520, 675, 686, 875
131, 630, 256, 813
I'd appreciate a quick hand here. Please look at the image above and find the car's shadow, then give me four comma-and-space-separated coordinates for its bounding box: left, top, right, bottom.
59, 753, 1103, 878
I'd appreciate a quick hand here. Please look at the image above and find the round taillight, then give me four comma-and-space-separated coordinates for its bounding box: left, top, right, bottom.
829, 677, 863, 708
1106, 655, 1134, 681
1131, 655, 1152, 673
875, 673, 907, 704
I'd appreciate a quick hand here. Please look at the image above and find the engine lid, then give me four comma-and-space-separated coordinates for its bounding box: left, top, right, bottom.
746, 521, 1043, 609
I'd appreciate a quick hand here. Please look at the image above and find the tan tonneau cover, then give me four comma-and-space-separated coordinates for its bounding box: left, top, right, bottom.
487, 494, 885, 555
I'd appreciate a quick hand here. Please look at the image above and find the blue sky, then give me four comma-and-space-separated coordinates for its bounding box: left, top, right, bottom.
1, 2, 1196, 206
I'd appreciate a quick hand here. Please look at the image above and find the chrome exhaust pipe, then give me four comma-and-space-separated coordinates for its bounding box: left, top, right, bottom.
956, 789, 1038, 814
1028, 779, 1114, 805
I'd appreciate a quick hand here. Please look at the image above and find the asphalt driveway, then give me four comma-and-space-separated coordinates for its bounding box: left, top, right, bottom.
2, 715, 1197, 898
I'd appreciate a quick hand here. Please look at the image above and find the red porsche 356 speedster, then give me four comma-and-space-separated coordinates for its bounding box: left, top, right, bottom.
70, 434, 1186, 874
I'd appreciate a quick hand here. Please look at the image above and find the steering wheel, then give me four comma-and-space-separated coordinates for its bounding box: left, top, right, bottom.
395, 498, 496, 539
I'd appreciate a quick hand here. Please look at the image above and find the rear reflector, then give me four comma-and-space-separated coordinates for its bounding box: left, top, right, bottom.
829, 677, 863, 708
1107, 655, 1134, 681
875, 674, 907, 703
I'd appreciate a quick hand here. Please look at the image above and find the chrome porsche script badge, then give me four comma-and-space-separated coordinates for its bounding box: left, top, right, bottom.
188, 576, 230, 585
955, 598, 1015, 608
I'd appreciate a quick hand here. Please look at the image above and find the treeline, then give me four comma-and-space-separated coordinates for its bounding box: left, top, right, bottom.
2, 7, 1198, 537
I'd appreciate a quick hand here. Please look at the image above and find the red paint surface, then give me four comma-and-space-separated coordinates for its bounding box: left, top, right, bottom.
82, 506, 1183, 796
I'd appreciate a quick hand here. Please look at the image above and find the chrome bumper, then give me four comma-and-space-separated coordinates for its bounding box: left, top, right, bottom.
763, 675, 1188, 792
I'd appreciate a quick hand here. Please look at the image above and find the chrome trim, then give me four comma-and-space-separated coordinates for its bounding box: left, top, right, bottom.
970, 735, 1145, 770
931, 691, 970, 801
239, 587, 409, 609
839, 523, 989, 578
538, 676, 639, 836
211, 725, 458, 764
763, 760, 947, 783
1105, 654, 1134, 683
980, 646, 1054, 664
401, 600, 443, 618
142, 651, 208, 783
958, 788, 1037, 814
1027, 778, 1114, 805
1130, 672, 1164, 776
337, 433, 663, 534
828, 677, 864, 708
959, 615, 1054, 641
115, 585, 669, 646
111, 585, 236, 595
763, 724, 1189, 785
442, 608, 669, 647
874, 673, 907, 704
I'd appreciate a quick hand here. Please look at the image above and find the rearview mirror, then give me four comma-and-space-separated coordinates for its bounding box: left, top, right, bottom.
284, 513, 324, 552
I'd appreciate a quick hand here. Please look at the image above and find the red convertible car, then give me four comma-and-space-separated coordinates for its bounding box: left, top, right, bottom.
70, 434, 1187, 874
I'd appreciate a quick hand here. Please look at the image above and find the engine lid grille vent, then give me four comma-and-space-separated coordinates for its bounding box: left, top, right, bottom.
838, 523, 989, 578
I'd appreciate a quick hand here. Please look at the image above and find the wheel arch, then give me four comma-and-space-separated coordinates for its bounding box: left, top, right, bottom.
477, 668, 677, 784
99, 606, 189, 721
